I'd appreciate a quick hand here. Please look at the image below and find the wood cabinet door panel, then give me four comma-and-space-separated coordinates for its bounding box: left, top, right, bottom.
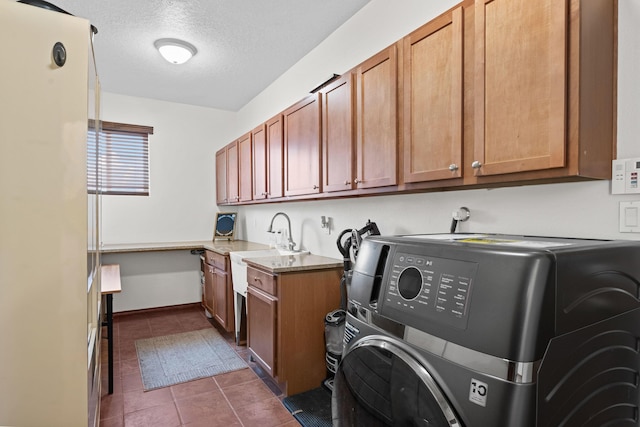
213, 269, 229, 330
403, 7, 463, 183
247, 286, 277, 377
252, 124, 267, 200
204, 250, 227, 271
356, 45, 398, 189
226, 141, 239, 202
215, 149, 227, 204
322, 74, 355, 192
284, 94, 321, 196
473, 0, 567, 176
238, 132, 253, 202
266, 114, 284, 199
203, 264, 215, 316
248, 266, 276, 295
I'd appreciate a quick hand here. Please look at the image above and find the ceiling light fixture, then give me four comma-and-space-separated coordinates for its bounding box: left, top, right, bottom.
154, 38, 197, 65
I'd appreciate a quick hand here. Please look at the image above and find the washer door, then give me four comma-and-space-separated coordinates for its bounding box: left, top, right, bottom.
332, 336, 461, 427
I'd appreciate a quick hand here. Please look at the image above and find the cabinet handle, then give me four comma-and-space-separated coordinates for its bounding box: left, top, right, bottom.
313, 184, 318, 190
344, 180, 350, 185
354, 178, 360, 184
471, 161, 482, 169
449, 164, 459, 172
254, 277, 262, 284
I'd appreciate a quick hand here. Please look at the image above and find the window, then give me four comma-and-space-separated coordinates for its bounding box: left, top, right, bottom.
88, 121, 154, 195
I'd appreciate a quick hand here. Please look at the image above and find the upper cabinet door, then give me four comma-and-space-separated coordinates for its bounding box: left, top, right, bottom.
403, 7, 463, 183
215, 148, 228, 204
356, 45, 398, 189
252, 124, 267, 200
266, 114, 284, 199
473, 0, 567, 176
322, 74, 355, 193
283, 94, 322, 196
238, 132, 253, 202
227, 141, 239, 203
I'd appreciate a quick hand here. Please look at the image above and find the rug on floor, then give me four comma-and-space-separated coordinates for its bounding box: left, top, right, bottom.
282, 386, 332, 427
135, 328, 248, 391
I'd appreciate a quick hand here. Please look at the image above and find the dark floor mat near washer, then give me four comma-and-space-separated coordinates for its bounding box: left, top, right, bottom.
282, 386, 332, 427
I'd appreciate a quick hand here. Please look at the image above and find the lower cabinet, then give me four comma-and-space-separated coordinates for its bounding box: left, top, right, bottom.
246, 286, 277, 377
203, 250, 235, 333
247, 265, 342, 396
203, 263, 215, 317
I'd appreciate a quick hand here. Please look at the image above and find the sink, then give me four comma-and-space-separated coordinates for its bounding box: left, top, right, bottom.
274, 248, 309, 256
230, 249, 280, 294
229, 248, 308, 343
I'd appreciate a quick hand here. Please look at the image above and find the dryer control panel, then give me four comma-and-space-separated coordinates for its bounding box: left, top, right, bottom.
380, 251, 478, 330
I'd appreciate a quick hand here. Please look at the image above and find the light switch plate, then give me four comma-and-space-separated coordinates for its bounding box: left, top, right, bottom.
619, 201, 640, 233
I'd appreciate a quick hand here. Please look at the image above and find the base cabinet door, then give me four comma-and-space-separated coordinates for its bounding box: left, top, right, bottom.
213, 268, 232, 331
247, 286, 277, 377
204, 250, 234, 333
203, 264, 215, 317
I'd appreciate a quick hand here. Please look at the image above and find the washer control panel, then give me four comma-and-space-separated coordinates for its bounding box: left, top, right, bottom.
380, 251, 478, 329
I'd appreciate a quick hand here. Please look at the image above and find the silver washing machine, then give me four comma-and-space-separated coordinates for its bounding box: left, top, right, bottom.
332, 234, 640, 426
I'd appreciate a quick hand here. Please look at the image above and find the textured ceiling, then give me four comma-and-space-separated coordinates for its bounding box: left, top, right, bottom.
50, 0, 371, 111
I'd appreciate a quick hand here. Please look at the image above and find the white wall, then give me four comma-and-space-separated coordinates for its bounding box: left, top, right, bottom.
108, 0, 640, 311
100, 92, 236, 244
98, 94, 237, 311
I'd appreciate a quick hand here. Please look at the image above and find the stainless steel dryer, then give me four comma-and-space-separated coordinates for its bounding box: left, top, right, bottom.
332, 234, 640, 426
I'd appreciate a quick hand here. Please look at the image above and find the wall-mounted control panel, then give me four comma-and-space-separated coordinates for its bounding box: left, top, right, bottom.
612, 157, 640, 194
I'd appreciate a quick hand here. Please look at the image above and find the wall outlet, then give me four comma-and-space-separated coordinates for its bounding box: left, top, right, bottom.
321, 216, 331, 235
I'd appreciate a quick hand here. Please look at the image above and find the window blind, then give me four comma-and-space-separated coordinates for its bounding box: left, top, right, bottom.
88, 121, 154, 196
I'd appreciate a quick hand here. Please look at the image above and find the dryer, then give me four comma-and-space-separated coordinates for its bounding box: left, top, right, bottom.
332, 234, 640, 426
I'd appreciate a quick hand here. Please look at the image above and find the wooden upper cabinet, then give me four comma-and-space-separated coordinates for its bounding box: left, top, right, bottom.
403, 7, 463, 183
283, 94, 322, 196
226, 141, 239, 203
237, 132, 253, 202
252, 124, 267, 200
356, 44, 398, 189
472, 0, 567, 177
215, 148, 227, 204
322, 73, 355, 193
266, 114, 284, 199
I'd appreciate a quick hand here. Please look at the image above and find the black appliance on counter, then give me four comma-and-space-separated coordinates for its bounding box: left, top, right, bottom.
333, 233, 640, 426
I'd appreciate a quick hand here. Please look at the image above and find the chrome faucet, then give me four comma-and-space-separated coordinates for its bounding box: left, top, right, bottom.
267, 212, 296, 251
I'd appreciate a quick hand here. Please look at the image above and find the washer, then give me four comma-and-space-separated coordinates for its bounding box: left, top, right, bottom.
332, 234, 640, 426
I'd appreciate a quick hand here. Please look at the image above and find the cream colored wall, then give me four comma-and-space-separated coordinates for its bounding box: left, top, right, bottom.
107, 0, 639, 311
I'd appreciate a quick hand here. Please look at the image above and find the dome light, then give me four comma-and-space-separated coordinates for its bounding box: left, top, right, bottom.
154, 38, 197, 65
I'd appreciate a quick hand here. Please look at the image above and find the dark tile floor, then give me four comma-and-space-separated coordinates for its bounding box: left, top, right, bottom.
99, 304, 298, 427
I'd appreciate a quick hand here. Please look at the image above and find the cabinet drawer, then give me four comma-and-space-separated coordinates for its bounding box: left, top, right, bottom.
247, 266, 276, 295
205, 250, 228, 271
